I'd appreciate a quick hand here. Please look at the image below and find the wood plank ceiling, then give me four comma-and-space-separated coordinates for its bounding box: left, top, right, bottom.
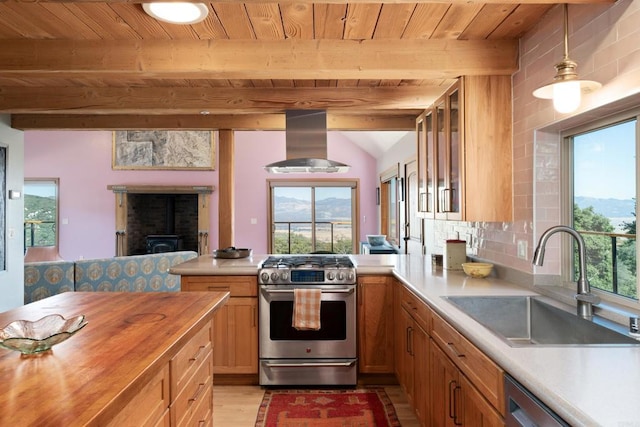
0, 0, 609, 130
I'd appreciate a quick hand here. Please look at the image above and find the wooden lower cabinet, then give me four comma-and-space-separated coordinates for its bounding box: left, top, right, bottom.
460, 375, 504, 427
181, 275, 258, 375
430, 342, 460, 427
413, 323, 430, 424
395, 283, 505, 427
397, 306, 416, 405
395, 286, 430, 426
211, 297, 258, 374
108, 317, 215, 427
357, 275, 395, 374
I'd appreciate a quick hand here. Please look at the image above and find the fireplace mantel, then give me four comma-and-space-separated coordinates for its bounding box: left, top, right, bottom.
107, 185, 214, 194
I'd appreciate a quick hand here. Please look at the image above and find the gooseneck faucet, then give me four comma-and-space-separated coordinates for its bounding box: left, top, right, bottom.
533, 225, 601, 320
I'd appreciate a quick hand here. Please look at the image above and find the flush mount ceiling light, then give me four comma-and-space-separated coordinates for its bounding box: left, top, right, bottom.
143, 2, 208, 25
532, 4, 601, 114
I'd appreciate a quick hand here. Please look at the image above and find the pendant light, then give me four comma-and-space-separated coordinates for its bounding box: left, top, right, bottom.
532, 4, 601, 114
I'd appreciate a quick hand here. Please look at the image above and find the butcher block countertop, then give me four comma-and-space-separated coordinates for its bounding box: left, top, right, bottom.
171, 254, 640, 426
0, 291, 229, 427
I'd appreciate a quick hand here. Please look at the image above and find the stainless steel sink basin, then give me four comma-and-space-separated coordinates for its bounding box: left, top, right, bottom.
444, 296, 640, 347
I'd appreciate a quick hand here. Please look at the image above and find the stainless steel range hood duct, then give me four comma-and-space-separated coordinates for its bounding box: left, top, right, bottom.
264, 110, 350, 173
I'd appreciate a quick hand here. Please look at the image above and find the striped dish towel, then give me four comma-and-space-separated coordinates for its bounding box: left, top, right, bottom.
292, 288, 322, 331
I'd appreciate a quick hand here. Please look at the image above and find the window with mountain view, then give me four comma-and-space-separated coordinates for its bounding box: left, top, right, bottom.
569, 117, 637, 300
269, 181, 356, 254
24, 179, 59, 251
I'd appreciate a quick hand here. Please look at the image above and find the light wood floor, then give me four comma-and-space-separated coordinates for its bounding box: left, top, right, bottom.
213, 385, 420, 426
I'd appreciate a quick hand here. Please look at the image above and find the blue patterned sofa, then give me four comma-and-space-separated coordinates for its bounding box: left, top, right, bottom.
24, 260, 75, 304
24, 251, 198, 304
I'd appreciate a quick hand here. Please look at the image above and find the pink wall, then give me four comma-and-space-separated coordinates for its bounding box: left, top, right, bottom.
425, 0, 640, 277
24, 130, 378, 259
233, 131, 379, 253
24, 131, 220, 260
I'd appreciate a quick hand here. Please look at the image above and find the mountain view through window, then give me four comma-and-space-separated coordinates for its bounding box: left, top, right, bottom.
571, 118, 637, 299
271, 186, 354, 254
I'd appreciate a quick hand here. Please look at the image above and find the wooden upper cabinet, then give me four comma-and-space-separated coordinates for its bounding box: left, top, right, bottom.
463, 75, 513, 222
416, 76, 512, 222
434, 81, 463, 221
416, 110, 435, 217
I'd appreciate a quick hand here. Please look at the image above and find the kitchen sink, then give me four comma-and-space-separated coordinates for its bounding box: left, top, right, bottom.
444, 296, 640, 347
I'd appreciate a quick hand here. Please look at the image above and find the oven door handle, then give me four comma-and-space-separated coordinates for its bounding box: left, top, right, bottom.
263, 288, 354, 294
263, 361, 356, 368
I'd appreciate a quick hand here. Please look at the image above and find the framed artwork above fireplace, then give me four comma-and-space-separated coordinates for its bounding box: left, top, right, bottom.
112, 130, 216, 170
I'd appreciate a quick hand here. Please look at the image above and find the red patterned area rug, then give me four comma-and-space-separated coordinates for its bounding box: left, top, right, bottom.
254, 388, 401, 427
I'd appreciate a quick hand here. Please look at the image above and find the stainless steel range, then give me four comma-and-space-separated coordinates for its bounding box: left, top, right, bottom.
258, 255, 357, 386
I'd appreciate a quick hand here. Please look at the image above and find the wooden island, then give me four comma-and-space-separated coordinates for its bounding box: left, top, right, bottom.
0, 291, 229, 427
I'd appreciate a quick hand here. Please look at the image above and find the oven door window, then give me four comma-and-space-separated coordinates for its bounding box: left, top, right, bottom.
269, 300, 347, 340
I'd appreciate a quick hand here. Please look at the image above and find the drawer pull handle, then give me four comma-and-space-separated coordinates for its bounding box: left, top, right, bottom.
189, 383, 206, 403
448, 380, 457, 419
447, 342, 465, 358
189, 345, 206, 363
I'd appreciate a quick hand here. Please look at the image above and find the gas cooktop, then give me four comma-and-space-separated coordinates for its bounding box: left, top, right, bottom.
259, 255, 356, 285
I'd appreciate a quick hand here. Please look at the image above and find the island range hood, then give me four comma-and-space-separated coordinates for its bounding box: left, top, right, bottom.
264, 110, 350, 173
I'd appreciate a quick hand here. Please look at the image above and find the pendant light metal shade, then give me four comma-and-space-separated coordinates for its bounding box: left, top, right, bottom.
532, 4, 601, 113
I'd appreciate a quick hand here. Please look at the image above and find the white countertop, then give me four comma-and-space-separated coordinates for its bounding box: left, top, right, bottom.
171, 253, 640, 425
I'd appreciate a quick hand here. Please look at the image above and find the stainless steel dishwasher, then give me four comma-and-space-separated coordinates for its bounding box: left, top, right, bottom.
505, 374, 570, 427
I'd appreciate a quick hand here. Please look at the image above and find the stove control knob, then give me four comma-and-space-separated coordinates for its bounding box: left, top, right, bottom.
281, 272, 289, 282
260, 272, 270, 283
337, 272, 345, 281
271, 272, 279, 282
327, 272, 335, 281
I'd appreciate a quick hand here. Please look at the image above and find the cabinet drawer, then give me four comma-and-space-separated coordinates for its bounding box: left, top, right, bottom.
171, 349, 214, 426
181, 276, 257, 297
171, 321, 213, 398
180, 382, 213, 427
106, 364, 170, 427
400, 286, 431, 332
431, 311, 504, 414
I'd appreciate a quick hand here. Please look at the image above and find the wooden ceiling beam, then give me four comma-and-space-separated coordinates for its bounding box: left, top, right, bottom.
0, 86, 444, 114
0, 39, 518, 80
11, 112, 419, 130
4, 0, 614, 4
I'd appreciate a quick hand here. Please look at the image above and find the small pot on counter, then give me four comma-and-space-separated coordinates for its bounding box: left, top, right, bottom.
213, 247, 252, 259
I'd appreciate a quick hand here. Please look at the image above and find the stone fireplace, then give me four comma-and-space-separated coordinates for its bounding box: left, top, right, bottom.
109, 185, 213, 256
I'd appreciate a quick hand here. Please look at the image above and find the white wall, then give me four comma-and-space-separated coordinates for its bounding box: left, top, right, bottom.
377, 132, 416, 252
0, 115, 24, 311
377, 132, 416, 174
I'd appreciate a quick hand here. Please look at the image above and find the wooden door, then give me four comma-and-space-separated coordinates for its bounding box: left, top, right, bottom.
460, 375, 504, 427
211, 297, 258, 374
430, 341, 460, 427
413, 323, 430, 426
357, 276, 394, 374
398, 307, 416, 406
404, 159, 423, 255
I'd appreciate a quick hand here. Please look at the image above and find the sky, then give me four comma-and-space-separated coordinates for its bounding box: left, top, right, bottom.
274, 187, 350, 201
24, 181, 57, 198
573, 119, 636, 200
